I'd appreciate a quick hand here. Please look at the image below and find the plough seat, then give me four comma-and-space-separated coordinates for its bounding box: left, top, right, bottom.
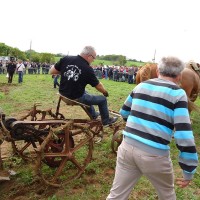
58, 93, 90, 107
56, 93, 93, 119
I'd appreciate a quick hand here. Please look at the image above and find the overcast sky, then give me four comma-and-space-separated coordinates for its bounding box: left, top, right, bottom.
1, 0, 200, 63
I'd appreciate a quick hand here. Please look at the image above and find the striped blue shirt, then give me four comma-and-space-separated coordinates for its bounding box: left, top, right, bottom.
120, 78, 198, 180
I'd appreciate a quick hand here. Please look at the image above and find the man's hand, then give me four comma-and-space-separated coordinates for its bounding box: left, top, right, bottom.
103, 91, 109, 97
176, 178, 191, 188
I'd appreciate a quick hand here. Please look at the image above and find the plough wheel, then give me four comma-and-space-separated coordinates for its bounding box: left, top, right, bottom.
4, 116, 39, 161
43, 131, 74, 167
11, 140, 39, 160
111, 130, 123, 154
11, 125, 47, 161
10, 108, 58, 161
37, 122, 93, 186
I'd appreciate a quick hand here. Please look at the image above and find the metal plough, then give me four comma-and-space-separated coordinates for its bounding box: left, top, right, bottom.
0, 95, 123, 186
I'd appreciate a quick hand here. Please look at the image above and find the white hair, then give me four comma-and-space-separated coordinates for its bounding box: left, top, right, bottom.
80, 46, 95, 55
158, 56, 185, 77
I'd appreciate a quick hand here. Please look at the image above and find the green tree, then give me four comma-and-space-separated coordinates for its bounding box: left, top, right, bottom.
40, 53, 55, 63
0, 43, 27, 60
31, 53, 41, 63
10, 48, 27, 60
118, 55, 127, 65
0, 43, 11, 56
25, 49, 37, 61
17, 51, 27, 60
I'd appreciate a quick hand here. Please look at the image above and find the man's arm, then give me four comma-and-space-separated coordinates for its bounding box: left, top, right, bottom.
119, 92, 133, 120
49, 65, 60, 75
95, 82, 109, 97
174, 94, 198, 187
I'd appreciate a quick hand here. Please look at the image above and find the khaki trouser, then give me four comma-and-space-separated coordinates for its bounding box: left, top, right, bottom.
107, 139, 176, 200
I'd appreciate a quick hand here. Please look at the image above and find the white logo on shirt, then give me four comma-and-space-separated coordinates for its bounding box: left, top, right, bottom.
64, 65, 81, 81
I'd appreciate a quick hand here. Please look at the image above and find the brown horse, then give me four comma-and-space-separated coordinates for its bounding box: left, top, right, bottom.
136, 62, 200, 112
136, 63, 158, 84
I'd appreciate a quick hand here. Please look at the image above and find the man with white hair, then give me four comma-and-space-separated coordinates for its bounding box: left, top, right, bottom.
50, 46, 118, 126
107, 56, 198, 200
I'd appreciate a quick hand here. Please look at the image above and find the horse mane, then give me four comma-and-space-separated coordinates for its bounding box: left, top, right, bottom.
136, 63, 157, 84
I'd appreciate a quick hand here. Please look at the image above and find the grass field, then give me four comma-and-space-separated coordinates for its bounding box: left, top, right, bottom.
0, 73, 199, 200
55, 57, 146, 67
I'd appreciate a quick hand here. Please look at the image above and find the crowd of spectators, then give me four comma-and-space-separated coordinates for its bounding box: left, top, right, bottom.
0, 60, 140, 85
0, 60, 53, 75
93, 65, 139, 84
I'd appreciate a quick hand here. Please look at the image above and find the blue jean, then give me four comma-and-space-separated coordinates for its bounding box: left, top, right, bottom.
54, 76, 60, 88
128, 75, 133, 84
8, 71, 15, 83
18, 71, 23, 83
78, 91, 109, 124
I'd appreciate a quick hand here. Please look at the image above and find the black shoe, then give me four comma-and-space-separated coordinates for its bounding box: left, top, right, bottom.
93, 112, 100, 119
103, 117, 118, 127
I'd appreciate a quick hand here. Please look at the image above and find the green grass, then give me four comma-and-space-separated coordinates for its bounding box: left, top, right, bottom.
92, 59, 145, 67
0, 73, 200, 200
55, 57, 145, 67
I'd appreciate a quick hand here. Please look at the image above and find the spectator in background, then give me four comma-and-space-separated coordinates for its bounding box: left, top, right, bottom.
42, 63, 46, 74
37, 62, 41, 74
128, 67, 134, 84
32, 62, 37, 74
132, 66, 139, 84
0, 61, 2, 74
16, 60, 25, 83
23, 61, 27, 74
27, 62, 32, 74
7, 60, 16, 83
52, 74, 60, 88
108, 66, 113, 80
113, 67, 119, 81
2, 62, 7, 74
45, 63, 50, 74
104, 66, 108, 79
